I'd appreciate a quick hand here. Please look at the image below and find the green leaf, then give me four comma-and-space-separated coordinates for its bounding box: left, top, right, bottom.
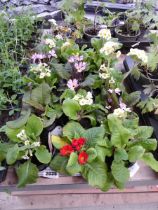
25, 115, 43, 137
50, 154, 69, 175
62, 99, 81, 120
51, 135, 67, 149
129, 139, 157, 151
16, 161, 38, 188
114, 148, 128, 162
141, 153, 158, 172
80, 74, 98, 87
111, 127, 131, 148
125, 91, 141, 106
35, 146, 51, 164
51, 63, 70, 79
6, 109, 31, 129
128, 146, 145, 162
31, 82, 51, 106
66, 152, 81, 175
63, 121, 85, 140
87, 148, 97, 163
86, 159, 108, 191
84, 127, 105, 147
6, 144, 19, 165
96, 145, 112, 162
135, 126, 153, 139
6, 127, 24, 142
108, 115, 131, 148
111, 161, 129, 183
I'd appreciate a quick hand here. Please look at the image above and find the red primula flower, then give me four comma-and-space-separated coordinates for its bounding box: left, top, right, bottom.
72, 137, 86, 151
60, 145, 74, 156
78, 151, 88, 165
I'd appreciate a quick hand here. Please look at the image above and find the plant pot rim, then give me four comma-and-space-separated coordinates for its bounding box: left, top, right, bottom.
83, 26, 100, 39
115, 25, 141, 38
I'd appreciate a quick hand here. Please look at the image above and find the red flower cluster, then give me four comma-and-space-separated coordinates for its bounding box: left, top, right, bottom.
72, 137, 86, 151
60, 137, 88, 165
60, 145, 74, 156
78, 151, 89, 165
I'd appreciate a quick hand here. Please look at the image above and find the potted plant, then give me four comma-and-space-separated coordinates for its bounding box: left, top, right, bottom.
0, 114, 52, 187
50, 112, 158, 191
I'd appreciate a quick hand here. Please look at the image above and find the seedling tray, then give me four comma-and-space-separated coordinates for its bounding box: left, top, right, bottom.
124, 56, 158, 147
85, 1, 135, 12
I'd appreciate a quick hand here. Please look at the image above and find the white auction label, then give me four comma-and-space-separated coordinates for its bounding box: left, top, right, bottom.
129, 162, 140, 178
38, 167, 59, 179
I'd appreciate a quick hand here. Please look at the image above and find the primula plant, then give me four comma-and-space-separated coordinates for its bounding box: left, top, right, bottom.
0, 113, 51, 187
50, 113, 158, 191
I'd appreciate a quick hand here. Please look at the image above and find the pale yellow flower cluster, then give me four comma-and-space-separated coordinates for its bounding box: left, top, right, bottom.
73, 92, 93, 106
98, 28, 111, 40
100, 41, 121, 55
30, 63, 51, 79
127, 48, 148, 64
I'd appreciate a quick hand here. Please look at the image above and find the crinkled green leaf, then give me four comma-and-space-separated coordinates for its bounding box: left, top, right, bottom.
16, 161, 38, 188
111, 161, 129, 183
114, 148, 128, 162
35, 145, 51, 164
66, 152, 81, 175
50, 154, 69, 175
25, 115, 43, 137
85, 127, 105, 147
141, 153, 158, 172
62, 99, 81, 120
128, 146, 145, 162
87, 148, 97, 163
63, 121, 85, 140
6, 109, 31, 129
6, 144, 19, 165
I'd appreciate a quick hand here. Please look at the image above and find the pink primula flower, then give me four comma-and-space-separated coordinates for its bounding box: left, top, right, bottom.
48, 49, 57, 58
74, 62, 86, 73
67, 79, 79, 90
31, 53, 46, 63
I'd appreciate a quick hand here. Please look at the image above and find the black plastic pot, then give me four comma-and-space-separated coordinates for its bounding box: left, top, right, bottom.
115, 25, 141, 42
124, 56, 158, 160
0, 161, 8, 183
83, 26, 100, 41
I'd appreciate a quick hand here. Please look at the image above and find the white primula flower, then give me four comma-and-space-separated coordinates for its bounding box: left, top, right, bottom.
98, 28, 111, 40
73, 92, 93, 106
99, 72, 110, 79
79, 99, 88, 106
113, 108, 127, 118
45, 38, 56, 48
127, 48, 148, 64
22, 151, 29, 160
100, 41, 120, 55
109, 77, 115, 84
62, 41, 71, 48
17, 129, 27, 141
32, 142, 40, 147
24, 140, 30, 146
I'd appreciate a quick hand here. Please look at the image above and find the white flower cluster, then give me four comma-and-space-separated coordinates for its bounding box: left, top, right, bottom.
45, 38, 56, 48
73, 92, 93, 106
98, 28, 111, 40
62, 41, 71, 49
113, 102, 131, 119
113, 108, 127, 118
16, 129, 40, 160
30, 63, 51, 79
127, 48, 148, 64
100, 41, 120, 56
99, 64, 111, 79
99, 64, 116, 83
